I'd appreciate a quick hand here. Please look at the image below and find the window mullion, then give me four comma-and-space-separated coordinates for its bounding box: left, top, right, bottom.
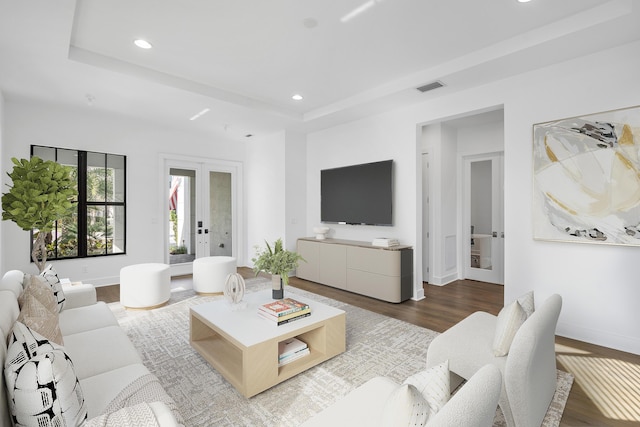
78, 151, 88, 257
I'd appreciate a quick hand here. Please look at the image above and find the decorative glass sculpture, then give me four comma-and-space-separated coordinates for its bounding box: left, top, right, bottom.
224, 273, 246, 306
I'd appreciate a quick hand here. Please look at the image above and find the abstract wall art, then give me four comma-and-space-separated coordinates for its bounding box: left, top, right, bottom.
533, 105, 640, 245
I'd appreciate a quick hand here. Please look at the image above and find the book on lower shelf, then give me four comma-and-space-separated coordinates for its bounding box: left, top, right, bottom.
278, 337, 309, 366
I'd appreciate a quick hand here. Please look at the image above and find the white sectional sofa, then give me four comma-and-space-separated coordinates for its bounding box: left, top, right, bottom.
1, 269, 183, 426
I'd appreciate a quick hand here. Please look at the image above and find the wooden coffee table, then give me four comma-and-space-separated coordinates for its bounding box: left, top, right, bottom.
190, 289, 346, 397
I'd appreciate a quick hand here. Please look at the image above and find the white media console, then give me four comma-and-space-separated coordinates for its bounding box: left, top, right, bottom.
296, 237, 413, 303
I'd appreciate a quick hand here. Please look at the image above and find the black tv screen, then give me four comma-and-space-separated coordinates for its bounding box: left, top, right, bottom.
321, 160, 393, 226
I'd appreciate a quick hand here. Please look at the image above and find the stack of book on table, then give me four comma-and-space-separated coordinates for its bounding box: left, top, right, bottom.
278, 337, 309, 367
258, 297, 311, 326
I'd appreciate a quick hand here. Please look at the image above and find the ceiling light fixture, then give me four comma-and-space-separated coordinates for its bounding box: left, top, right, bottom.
189, 108, 210, 121
134, 39, 153, 49
292, 94, 304, 101
517, 0, 532, 2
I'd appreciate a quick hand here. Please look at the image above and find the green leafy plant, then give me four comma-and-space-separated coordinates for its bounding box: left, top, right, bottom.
2, 156, 77, 272
252, 238, 304, 286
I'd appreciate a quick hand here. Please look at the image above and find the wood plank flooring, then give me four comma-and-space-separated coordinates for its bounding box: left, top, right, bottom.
97, 268, 640, 426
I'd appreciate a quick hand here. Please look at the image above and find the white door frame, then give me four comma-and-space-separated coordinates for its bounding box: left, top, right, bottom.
160, 154, 243, 277
461, 152, 504, 284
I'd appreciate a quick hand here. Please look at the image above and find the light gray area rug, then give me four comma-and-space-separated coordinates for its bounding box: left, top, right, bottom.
108, 278, 573, 426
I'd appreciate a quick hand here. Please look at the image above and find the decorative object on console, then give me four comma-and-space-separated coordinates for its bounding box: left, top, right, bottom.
372, 237, 399, 247
312, 226, 330, 240
533, 104, 640, 246
1, 156, 77, 273
252, 238, 305, 299
223, 272, 246, 309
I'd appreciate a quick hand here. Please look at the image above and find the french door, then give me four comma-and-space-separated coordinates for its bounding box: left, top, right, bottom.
463, 153, 504, 284
162, 156, 241, 274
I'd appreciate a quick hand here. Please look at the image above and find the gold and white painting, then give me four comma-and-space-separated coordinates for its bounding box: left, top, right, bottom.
533, 105, 640, 245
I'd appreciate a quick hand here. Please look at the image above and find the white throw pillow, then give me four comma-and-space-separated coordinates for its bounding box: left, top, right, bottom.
403, 360, 450, 418
40, 264, 66, 312
517, 290, 535, 317
4, 322, 87, 426
381, 383, 429, 427
492, 300, 527, 356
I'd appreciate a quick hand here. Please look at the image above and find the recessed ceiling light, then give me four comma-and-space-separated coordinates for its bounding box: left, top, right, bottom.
292, 94, 304, 101
517, 0, 532, 2
134, 39, 153, 49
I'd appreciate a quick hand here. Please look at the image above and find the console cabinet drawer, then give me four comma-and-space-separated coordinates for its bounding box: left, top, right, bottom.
347, 246, 401, 276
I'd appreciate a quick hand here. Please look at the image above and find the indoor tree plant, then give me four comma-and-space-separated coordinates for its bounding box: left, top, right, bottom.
2, 156, 77, 273
252, 238, 304, 299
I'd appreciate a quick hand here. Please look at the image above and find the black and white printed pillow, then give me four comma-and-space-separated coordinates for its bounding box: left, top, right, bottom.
4, 321, 87, 426
40, 264, 66, 312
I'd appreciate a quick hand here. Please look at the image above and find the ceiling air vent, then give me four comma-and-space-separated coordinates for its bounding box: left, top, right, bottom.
416, 81, 445, 93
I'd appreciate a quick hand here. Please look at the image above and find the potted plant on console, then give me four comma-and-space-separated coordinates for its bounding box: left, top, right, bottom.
252, 238, 304, 299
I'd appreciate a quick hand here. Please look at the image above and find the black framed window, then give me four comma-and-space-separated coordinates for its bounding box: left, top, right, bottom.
31, 145, 126, 259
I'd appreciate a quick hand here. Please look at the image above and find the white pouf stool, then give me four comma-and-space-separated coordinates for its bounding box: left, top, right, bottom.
193, 256, 237, 294
120, 263, 171, 309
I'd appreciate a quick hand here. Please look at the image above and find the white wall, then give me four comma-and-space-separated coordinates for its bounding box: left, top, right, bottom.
305, 40, 640, 354
284, 131, 307, 252
246, 131, 286, 264
2, 98, 247, 285
0, 90, 4, 270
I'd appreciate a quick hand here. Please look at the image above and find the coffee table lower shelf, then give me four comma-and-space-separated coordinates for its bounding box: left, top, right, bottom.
190, 301, 345, 398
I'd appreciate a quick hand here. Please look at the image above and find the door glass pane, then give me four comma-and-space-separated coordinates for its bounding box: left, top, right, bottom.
209, 171, 232, 256
470, 160, 493, 270
169, 168, 196, 264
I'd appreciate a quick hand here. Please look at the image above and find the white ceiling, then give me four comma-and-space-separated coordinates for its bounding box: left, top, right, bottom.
1, 0, 639, 141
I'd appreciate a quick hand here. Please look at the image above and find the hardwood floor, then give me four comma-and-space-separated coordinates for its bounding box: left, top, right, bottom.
97, 268, 640, 426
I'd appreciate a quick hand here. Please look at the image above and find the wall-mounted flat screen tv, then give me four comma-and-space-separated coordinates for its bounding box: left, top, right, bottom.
321, 159, 393, 226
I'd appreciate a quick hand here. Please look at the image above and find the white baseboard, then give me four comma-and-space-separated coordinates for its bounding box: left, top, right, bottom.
429, 273, 458, 286
557, 321, 640, 355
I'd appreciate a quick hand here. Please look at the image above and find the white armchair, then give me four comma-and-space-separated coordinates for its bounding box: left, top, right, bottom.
426, 294, 562, 427
301, 364, 502, 427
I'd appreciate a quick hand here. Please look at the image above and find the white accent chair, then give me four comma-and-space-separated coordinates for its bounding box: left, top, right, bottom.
192, 256, 236, 294
426, 294, 562, 427
120, 263, 171, 309
301, 364, 502, 427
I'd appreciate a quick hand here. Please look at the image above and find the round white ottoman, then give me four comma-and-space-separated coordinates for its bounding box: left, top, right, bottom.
193, 256, 237, 294
120, 263, 171, 309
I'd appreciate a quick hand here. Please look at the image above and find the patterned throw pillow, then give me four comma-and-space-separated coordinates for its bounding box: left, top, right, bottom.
40, 264, 66, 312
17, 275, 64, 345
4, 322, 87, 426
381, 383, 429, 427
517, 290, 535, 317
492, 300, 527, 356
403, 360, 450, 418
